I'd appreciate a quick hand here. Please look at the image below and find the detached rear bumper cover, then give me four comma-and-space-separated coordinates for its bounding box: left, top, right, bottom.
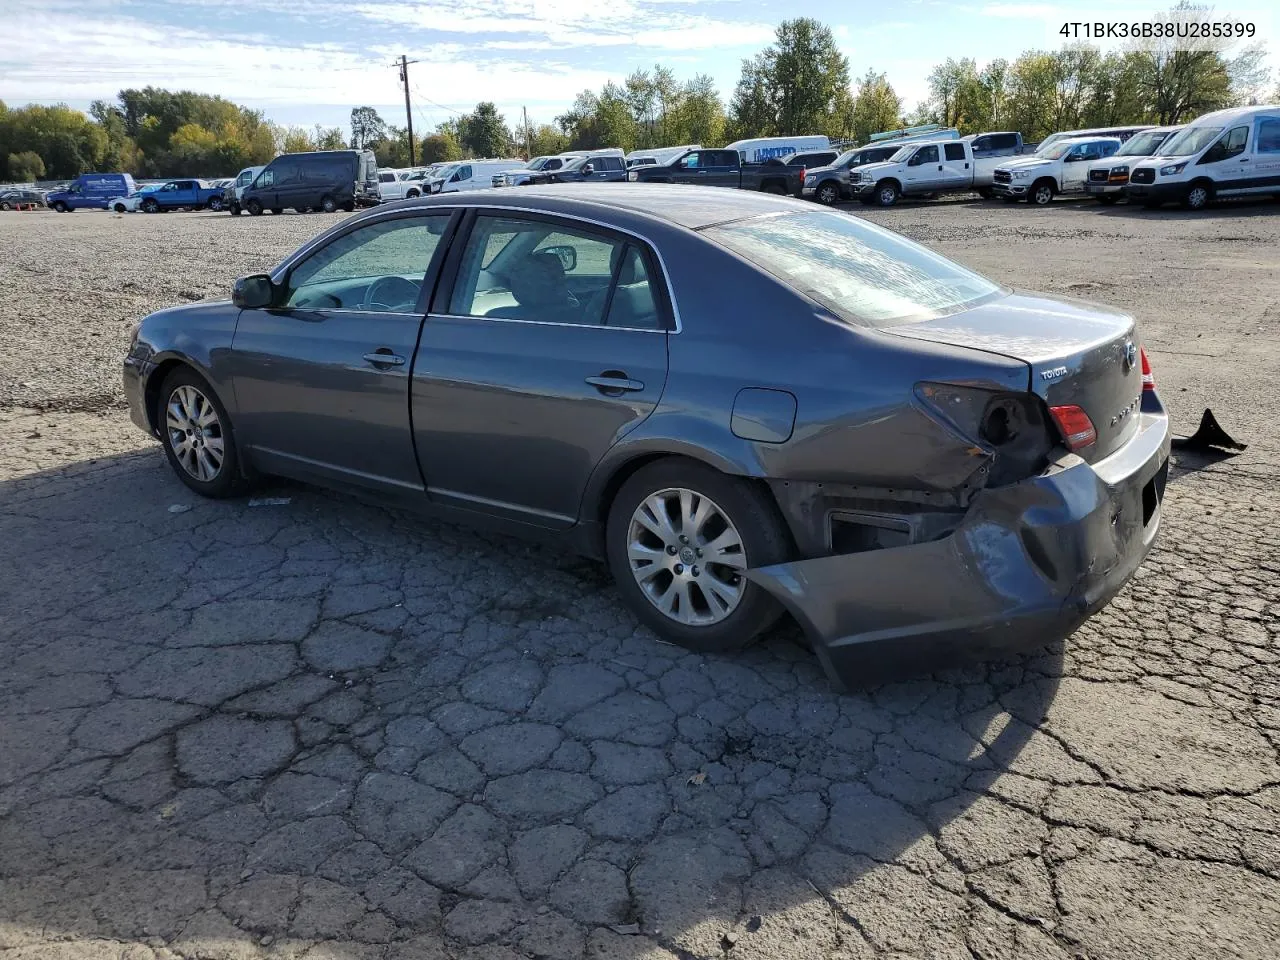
747, 411, 1171, 689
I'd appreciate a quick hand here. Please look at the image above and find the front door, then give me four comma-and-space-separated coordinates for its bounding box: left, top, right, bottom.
230, 210, 457, 494
412, 211, 670, 526
903, 144, 940, 193
1198, 124, 1252, 195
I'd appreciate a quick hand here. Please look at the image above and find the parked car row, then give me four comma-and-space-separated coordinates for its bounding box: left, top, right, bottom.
0, 187, 46, 209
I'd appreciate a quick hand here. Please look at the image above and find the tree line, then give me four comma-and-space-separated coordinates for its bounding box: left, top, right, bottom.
2, 4, 1274, 183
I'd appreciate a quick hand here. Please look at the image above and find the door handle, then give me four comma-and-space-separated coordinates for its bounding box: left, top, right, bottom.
586, 374, 645, 394
363, 350, 405, 367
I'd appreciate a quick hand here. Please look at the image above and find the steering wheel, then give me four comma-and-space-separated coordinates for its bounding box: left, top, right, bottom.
363, 275, 422, 312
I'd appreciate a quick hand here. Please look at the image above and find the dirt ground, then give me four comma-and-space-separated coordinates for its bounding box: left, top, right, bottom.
1, 194, 1278, 960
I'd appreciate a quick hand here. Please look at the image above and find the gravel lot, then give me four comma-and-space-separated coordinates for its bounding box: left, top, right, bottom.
2, 196, 1279, 960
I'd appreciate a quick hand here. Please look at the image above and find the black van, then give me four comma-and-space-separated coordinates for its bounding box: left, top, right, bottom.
240, 150, 378, 215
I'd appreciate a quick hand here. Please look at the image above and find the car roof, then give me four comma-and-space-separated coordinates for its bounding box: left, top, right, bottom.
387, 183, 812, 230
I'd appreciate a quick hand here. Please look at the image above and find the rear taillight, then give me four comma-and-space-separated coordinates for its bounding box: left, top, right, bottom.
1049, 405, 1097, 451
798, 167, 805, 184
1140, 347, 1155, 391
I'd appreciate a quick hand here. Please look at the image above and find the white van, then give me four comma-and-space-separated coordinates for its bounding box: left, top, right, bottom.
430, 159, 525, 194
223, 165, 264, 215
1082, 126, 1183, 203
726, 135, 830, 164
1126, 105, 1280, 210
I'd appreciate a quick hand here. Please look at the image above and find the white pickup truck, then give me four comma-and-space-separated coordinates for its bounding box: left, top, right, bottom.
990, 137, 1122, 205
848, 136, 1022, 206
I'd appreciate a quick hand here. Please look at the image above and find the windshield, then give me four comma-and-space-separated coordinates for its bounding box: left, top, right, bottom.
563, 157, 589, 171
1038, 143, 1076, 160
702, 211, 1003, 328
526, 157, 551, 170
434, 164, 460, 180
1158, 126, 1225, 157
833, 150, 856, 167
1116, 131, 1171, 156
889, 146, 913, 162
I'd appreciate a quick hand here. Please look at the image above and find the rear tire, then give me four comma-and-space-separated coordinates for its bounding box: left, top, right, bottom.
246, 199, 263, 216
606, 458, 790, 653
271, 207, 283, 215
342, 200, 355, 212
321, 195, 337, 213
157, 367, 247, 499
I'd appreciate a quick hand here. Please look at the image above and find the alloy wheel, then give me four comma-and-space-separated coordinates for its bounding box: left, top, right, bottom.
627, 487, 747, 626
1186, 185, 1209, 210
165, 384, 225, 482
818, 183, 839, 205
1032, 184, 1053, 205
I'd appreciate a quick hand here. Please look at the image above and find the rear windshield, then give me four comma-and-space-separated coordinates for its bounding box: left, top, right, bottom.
702, 211, 1002, 328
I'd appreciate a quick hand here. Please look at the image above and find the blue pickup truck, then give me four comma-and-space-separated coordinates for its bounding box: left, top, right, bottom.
138, 179, 225, 212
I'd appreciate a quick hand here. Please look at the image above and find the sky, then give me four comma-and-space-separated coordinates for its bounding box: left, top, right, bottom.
2, 0, 1274, 135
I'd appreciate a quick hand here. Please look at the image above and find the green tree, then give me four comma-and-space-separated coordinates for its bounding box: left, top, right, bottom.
847, 70, 902, 144
314, 125, 346, 150
459, 102, 512, 157
350, 106, 386, 150
679, 74, 727, 146
420, 131, 462, 164
282, 127, 315, 153
7, 150, 45, 182
373, 126, 414, 167
729, 19, 852, 139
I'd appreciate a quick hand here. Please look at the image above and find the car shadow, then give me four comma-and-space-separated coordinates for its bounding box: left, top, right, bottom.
0, 446, 1067, 958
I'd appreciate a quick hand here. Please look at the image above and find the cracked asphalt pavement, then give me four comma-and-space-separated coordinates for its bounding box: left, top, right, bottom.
2, 198, 1279, 960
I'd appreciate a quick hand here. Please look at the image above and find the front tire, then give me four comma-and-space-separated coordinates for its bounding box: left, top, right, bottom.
1096, 195, 1117, 205
271, 207, 283, 215
142, 198, 159, 214
207, 196, 223, 211
874, 181, 899, 207
1184, 182, 1213, 210
606, 459, 790, 653
1029, 180, 1055, 206
816, 182, 840, 205
977, 187, 993, 199
321, 195, 337, 213
246, 199, 263, 216
52, 201, 68, 213
113, 203, 126, 213
158, 367, 246, 499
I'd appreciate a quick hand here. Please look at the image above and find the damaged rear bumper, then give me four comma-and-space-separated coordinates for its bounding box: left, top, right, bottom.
747, 411, 1171, 689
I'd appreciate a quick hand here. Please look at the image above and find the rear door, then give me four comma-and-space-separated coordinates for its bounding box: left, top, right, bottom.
707, 150, 742, 188
230, 210, 457, 495
940, 142, 971, 190
1251, 114, 1280, 194
411, 211, 671, 526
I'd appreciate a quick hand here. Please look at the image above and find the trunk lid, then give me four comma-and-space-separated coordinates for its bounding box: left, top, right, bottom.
889, 292, 1144, 462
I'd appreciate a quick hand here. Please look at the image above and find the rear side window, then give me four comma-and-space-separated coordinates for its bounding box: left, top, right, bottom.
702, 211, 1002, 328
944, 143, 966, 161
547, 159, 563, 170
1258, 118, 1280, 154
715, 151, 739, 167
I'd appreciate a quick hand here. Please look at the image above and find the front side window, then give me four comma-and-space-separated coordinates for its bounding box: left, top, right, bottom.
256, 169, 275, 188
914, 145, 939, 164
702, 210, 1002, 328
284, 216, 447, 313
447, 215, 662, 329
679, 153, 701, 169
1200, 125, 1249, 163
944, 143, 966, 161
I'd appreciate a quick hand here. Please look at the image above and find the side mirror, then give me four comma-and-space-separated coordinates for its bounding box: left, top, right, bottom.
581, 163, 595, 175
542, 245, 577, 273
233, 274, 275, 309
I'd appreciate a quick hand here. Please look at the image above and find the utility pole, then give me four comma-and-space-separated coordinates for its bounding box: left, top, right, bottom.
523, 106, 531, 159
397, 55, 418, 166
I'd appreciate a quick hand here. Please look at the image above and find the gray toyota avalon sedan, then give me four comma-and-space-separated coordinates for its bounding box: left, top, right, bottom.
123, 185, 1170, 688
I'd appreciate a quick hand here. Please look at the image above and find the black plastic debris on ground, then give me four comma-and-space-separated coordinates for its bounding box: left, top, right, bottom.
1171, 408, 1247, 453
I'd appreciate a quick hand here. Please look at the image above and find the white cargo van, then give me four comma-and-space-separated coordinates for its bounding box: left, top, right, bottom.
430, 159, 525, 194
1125, 105, 1280, 210
1082, 126, 1183, 203
726, 135, 830, 164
